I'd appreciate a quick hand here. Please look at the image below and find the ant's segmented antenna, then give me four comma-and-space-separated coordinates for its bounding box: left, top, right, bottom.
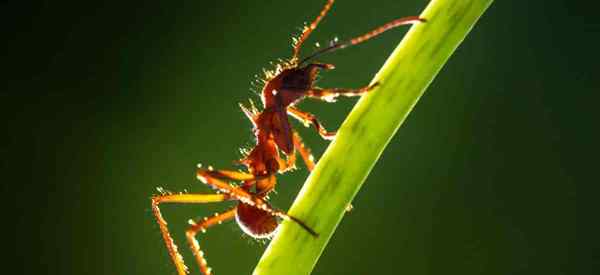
299, 16, 426, 65
292, 0, 335, 60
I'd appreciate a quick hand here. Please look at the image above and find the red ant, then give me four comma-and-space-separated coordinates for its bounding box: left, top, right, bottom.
151, 0, 425, 274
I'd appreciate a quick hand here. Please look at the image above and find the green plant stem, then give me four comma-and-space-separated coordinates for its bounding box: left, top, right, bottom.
253, 1, 493, 274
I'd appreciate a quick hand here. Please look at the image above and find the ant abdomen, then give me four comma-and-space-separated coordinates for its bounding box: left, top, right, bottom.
236, 202, 279, 239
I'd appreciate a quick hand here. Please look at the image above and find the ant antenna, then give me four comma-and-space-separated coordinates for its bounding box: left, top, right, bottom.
292, 0, 335, 60
299, 16, 426, 66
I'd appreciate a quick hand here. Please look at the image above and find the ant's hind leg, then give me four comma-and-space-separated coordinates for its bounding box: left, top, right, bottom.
186, 208, 237, 275
307, 83, 379, 102
197, 169, 318, 237
199, 167, 264, 182
151, 193, 230, 275
287, 106, 336, 140
196, 169, 267, 206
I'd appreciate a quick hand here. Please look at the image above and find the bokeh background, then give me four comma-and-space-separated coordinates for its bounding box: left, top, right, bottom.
2, 0, 598, 274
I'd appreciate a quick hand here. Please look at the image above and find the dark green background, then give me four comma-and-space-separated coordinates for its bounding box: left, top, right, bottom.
2, 0, 598, 274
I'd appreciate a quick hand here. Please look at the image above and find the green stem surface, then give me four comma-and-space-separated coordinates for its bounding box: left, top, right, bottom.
253, 1, 493, 274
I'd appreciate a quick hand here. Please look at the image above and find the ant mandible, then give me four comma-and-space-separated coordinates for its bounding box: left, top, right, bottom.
151, 0, 425, 274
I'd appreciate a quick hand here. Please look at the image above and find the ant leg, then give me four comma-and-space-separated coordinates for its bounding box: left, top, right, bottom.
151, 193, 230, 275
292, 0, 335, 60
278, 150, 297, 173
197, 169, 266, 206
186, 208, 237, 275
276, 131, 315, 172
307, 83, 379, 102
200, 168, 265, 182
293, 131, 316, 171
197, 171, 318, 236
287, 106, 336, 140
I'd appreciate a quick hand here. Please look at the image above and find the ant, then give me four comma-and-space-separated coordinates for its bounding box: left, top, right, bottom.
151, 0, 425, 274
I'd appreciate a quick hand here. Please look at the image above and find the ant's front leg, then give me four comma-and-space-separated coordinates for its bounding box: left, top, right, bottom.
307, 82, 379, 102
276, 133, 314, 172
186, 208, 237, 275
287, 106, 336, 140
278, 149, 297, 173
293, 131, 316, 171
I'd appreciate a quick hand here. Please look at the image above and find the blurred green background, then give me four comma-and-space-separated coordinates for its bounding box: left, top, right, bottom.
2, 0, 598, 274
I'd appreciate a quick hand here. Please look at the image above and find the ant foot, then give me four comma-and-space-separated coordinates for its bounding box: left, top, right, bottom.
367, 82, 381, 91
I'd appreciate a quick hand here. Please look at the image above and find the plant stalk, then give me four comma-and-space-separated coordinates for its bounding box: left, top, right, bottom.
253, 0, 494, 274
